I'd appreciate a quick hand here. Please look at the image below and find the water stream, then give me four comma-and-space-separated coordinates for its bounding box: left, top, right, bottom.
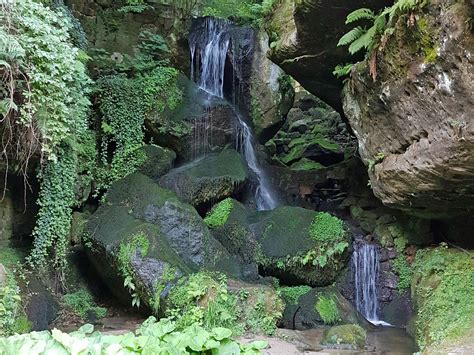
352, 243, 390, 326
189, 17, 277, 211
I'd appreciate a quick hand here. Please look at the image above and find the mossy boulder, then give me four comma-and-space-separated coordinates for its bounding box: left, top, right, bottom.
145, 75, 238, 161
159, 149, 248, 207
138, 145, 176, 180
85, 173, 244, 310
280, 286, 371, 330
321, 324, 367, 350
206, 200, 351, 286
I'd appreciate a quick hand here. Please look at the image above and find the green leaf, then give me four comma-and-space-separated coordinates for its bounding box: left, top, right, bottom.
211, 327, 232, 341
337, 27, 365, 47
345, 8, 375, 24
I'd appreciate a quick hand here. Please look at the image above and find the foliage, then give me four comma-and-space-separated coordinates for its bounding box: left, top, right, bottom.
315, 295, 341, 325
95, 67, 181, 192
0, 275, 23, 337
277, 286, 311, 305
332, 64, 353, 79
116, 233, 149, 308
0, 317, 268, 354
202, 0, 275, 27
412, 245, 474, 349
29, 146, 77, 277
1, 1, 91, 280
166, 272, 283, 336
0, 0, 91, 160
392, 255, 412, 291
309, 212, 345, 244
204, 198, 233, 228
335, 0, 430, 79
62, 289, 107, 320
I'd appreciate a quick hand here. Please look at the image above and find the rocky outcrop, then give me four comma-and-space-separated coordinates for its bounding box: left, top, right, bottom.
265, 90, 356, 170
159, 149, 248, 207
342, 1, 474, 218
145, 75, 238, 162
249, 32, 294, 142
206, 199, 351, 286
266, 0, 392, 111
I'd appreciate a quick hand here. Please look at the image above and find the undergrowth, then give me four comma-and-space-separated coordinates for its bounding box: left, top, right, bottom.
315, 295, 341, 325
204, 198, 233, 228
62, 289, 107, 320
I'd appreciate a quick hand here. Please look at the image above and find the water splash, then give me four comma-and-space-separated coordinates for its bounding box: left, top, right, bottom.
189, 17, 277, 211
352, 243, 379, 322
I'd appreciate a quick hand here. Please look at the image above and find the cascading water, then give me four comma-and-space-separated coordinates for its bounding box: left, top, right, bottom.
189, 17, 277, 211
352, 243, 380, 323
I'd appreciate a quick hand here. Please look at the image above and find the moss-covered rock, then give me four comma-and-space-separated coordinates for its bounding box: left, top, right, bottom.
411, 246, 474, 351
266, 90, 355, 170
85, 173, 245, 311
206, 200, 350, 286
321, 324, 366, 350
159, 149, 248, 207
282, 286, 371, 330
138, 145, 176, 180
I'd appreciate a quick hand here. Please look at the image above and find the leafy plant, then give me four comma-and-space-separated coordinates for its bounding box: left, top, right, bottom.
309, 212, 346, 243
62, 289, 107, 320
0, 317, 268, 354
315, 295, 340, 325
335, 0, 430, 80
204, 198, 233, 228
0, 276, 22, 337
278, 286, 311, 305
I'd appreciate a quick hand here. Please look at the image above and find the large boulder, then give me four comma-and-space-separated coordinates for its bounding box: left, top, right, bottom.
138, 145, 176, 180
85, 173, 243, 309
342, 1, 474, 218
159, 149, 248, 207
205, 199, 351, 286
249, 32, 294, 142
145, 75, 238, 161
266, 0, 392, 112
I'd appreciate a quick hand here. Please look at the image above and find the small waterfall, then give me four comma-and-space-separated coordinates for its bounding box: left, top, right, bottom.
352, 243, 379, 322
189, 17, 277, 211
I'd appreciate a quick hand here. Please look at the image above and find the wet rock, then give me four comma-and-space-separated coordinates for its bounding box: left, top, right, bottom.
145, 75, 238, 161
138, 145, 176, 180
159, 149, 248, 207
321, 324, 367, 350
282, 286, 371, 330
380, 289, 413, 328
342, 1, 474, 217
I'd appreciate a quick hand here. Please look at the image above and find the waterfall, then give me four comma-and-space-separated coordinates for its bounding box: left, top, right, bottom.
189, 17, 277, 211
352, 243, 379, 323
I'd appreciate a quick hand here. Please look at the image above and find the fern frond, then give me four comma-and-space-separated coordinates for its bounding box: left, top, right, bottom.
337, 26, 365, 47
345, 8, 375, 24
333, 63, 353, 78
348, 25, 376, 55
373, 14, 387, 33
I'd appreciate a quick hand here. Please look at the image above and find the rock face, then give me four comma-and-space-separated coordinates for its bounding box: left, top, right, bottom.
249, 32, 294, 142
138, 145, 176, 180
146, 75, 238, 162
342, 1, 474, 218
159, 149, 248, 207
85, 173, 243, 307
266, 0, 392, 111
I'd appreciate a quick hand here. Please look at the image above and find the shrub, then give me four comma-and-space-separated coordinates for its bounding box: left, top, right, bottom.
62, 289, 107, 320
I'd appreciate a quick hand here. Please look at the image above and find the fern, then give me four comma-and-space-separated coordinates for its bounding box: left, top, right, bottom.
348, 24, 376, 55
337, 26, 365, 47
332, 63, 353, 78
345, 8, 375, 24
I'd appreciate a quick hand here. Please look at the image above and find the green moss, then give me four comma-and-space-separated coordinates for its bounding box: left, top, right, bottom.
280, 144, 306, 164
309, 212, 346, 243
278, 286, 311, 305
321, 324, 366, 349
312, 138, 340, 152
152, 265, 177, 314
290, 158, 324, 171
62, 289, 107, 320
0, 248, 24, 268
315, 295, 341, 325
412, 245, 474, 349
204, 198, 233, 228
